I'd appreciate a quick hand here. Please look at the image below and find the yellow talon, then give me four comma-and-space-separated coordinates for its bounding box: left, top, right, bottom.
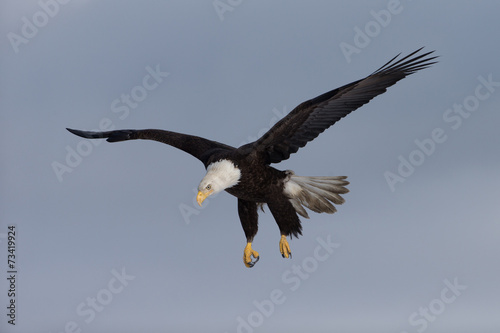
243, 242, 260, 268
279, 235, 292, 259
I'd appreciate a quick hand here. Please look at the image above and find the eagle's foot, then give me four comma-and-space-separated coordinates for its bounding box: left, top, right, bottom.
279, 235, 292, 259
243, 242, 260, 268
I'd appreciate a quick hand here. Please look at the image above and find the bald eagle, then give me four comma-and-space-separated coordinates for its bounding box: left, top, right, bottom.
68, 48, 436, 268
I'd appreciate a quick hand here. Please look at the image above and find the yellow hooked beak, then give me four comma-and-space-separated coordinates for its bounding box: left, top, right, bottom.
196, 190, 212, 206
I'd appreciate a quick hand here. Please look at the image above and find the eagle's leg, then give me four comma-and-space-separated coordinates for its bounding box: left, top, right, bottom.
268, 200, 302, 260
238, 199, 260, 268
279, 234, 292, 259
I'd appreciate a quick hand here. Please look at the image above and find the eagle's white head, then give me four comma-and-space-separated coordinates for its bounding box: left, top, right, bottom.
196, 159, 241, 206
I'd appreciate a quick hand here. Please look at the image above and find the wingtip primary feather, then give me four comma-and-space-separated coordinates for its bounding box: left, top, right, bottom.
66, 128, 116, 140
66, 128, 96, 138
371, 47, 439, 76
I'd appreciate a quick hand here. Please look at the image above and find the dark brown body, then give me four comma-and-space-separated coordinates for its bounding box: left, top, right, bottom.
207, 150, 302, 241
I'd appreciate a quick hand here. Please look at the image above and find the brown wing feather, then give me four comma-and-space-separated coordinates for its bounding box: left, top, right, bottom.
66, 128, 234, 166
241, 48, 437, 164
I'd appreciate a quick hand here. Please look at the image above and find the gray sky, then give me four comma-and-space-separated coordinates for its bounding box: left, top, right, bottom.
1, 1, 500, 332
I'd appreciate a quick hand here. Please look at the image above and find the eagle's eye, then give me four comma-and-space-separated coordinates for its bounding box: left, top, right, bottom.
206, 184, 212, 191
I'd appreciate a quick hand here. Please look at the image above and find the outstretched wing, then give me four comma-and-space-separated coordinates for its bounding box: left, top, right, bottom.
242, 48, 438, 164
66, 128, 235, 166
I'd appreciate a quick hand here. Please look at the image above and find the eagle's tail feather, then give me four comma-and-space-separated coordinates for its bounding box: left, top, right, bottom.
283, 172, 349, 219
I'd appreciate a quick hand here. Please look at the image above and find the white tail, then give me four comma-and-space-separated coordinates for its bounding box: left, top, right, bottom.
283, 171, 349, 218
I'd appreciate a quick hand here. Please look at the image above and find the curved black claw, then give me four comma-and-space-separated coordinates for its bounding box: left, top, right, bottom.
247, 255, 260, 268
243, 243, 260, 268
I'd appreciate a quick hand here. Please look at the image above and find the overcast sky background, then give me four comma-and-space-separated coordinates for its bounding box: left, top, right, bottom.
1, 1, 500, 332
